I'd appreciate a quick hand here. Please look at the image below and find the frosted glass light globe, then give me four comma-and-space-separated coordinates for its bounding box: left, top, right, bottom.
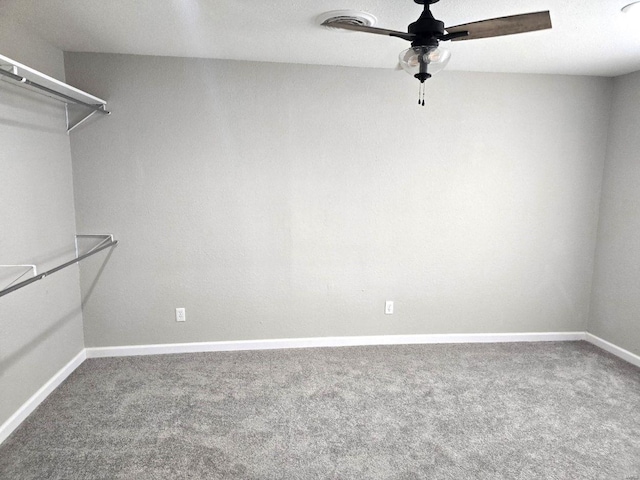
399, 46, 451, 76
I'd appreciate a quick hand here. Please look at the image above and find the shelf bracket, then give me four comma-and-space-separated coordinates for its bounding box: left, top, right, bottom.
75, 234, 116, 257
0, 265, 38, 290
65, 104, 108, 134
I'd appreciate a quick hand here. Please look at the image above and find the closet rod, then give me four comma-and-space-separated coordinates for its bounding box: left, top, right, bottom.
0, 68, 110, 115
0, 239, 118, 298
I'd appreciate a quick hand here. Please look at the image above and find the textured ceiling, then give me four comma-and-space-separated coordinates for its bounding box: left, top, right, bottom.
2, 0, 640, 76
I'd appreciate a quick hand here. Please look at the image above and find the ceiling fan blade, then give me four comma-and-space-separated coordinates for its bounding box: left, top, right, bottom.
446, 11, 551, 41
324, 21, 415, 41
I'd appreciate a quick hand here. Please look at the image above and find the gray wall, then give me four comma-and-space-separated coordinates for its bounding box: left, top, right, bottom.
64, 53, 612, 348
589, 70, 640, 356
0, 20, 84, 427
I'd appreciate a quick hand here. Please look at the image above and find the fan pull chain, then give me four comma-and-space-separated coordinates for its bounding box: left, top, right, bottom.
417, 83, 426, 106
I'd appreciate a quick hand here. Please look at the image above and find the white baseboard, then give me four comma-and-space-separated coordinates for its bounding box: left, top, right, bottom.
585, 333, 640, 368
0, 349, 86, 445
85, 331, 586, 358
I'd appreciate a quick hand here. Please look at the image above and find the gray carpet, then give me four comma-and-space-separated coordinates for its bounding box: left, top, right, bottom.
0, 341, 639, 479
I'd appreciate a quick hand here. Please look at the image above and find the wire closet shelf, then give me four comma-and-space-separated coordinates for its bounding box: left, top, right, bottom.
0, 235, 118, 298
0, 53, 110, 133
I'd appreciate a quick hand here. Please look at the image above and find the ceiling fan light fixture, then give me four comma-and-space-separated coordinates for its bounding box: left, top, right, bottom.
321, 1, 551, 106
398, 46, 451, 77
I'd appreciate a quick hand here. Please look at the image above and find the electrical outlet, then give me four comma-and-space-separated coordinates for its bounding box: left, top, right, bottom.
176, 307, 186, 322
385, 301, 394, 315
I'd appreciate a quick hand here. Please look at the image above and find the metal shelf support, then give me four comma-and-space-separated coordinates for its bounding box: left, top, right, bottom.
0, 265, 37, 290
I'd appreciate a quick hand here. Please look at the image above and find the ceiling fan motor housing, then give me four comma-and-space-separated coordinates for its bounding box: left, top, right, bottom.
408, 3, 444, 48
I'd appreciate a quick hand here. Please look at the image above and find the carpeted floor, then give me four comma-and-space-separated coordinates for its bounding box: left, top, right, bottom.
0, 341, 639, 479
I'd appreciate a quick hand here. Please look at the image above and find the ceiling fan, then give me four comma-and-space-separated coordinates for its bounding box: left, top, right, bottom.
322, 0, 552, 105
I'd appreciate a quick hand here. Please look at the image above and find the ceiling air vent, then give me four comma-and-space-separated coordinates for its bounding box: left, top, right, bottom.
317, 10, 378, 30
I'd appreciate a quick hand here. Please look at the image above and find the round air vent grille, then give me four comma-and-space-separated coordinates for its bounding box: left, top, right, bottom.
317, 10, 378, 30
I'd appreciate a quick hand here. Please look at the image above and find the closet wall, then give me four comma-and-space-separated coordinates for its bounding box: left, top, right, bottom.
589, 70, 640, 356
0, 20, 84, 428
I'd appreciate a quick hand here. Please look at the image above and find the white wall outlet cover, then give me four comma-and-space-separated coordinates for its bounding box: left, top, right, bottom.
385, 301, 394, 315
176, 308, 186, 322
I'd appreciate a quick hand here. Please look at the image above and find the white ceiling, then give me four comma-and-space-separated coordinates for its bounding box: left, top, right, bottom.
2, 0, 640, 77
